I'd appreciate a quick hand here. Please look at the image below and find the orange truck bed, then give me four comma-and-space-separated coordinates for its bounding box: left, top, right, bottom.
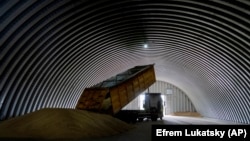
76, 64, 156, 115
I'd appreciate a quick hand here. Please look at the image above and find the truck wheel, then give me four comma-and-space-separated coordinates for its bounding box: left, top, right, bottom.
151, 117, 157, 121
151, 115, 158, 121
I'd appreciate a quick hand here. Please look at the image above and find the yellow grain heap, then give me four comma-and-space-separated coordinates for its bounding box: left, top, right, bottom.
0, 108, 134, 139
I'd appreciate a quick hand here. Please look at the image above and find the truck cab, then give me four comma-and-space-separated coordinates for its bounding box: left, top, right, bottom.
141, 93, 163, 121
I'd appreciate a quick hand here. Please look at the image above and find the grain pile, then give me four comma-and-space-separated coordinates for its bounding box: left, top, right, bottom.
172, 112, 202, 117
0, 108, 135, 139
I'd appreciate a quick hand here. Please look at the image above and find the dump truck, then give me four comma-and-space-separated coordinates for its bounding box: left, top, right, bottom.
75, 64, 157, 122
115, 92, 163, 123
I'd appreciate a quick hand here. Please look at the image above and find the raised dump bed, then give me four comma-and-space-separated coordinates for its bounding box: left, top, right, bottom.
76, 64, 156, 115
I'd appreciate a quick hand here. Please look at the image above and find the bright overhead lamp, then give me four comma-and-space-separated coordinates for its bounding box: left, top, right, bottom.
144, 44, 148, 48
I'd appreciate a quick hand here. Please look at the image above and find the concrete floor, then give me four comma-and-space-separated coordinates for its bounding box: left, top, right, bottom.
0, 115, 245, 141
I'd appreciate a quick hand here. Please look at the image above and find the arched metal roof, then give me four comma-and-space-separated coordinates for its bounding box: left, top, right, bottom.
0, 0, 249, 123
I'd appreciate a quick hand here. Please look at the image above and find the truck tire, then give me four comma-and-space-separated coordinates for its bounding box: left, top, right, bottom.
151, 117, 157, 121
151, 114, 158, 121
